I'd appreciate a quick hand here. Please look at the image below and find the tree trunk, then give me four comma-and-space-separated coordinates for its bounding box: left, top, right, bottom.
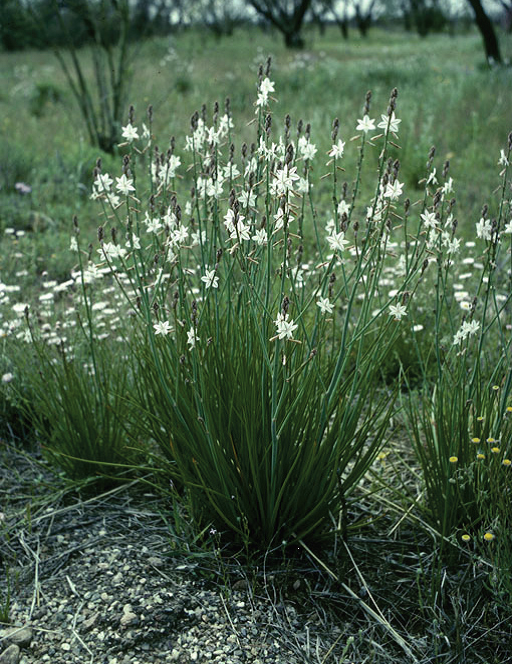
465, 0, 502, 63
335, 18, 349, 39
284, 29, 305, 48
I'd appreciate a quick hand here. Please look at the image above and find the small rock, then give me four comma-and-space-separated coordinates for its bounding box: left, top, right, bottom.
120, 609, 137, 627
82, 612, 99, 632
148, 556, 164, 567
0, 644, 20, 664
4, 627, 32, 648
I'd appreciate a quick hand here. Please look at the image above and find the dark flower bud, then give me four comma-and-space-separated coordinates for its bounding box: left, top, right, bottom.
332, 117, 339, 143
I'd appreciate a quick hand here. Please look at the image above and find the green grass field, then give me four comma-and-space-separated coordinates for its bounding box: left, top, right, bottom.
1, 24, 512, 663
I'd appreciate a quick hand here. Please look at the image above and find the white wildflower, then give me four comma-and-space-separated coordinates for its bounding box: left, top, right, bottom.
377, 112, 401, 134
383, 180, 403, 201
327, 230, 349, 253
317, 296, 334, 314
337, 200, 350, 217
453, 319, 480, 345
273, 313, 298, 341
252, 228, 268, 246
427, 169, 438, 186
187, 326, 199, 350
153, 321, 173, 336
389, 302, 407, 320
121, 123, 139, 143
476, 217, 492, 241
356, 115, 376, 133
328, 139, 345, 159
115, 174, 135, 196
201, 268, 219, 289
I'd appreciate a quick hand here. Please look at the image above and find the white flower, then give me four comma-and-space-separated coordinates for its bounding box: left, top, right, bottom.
317, 296, 334, 314
201, 268, 219, 289
70, 237, 78, 252
298, 137, 317, 161
377, 112, 401, 134
426, 168, 438, 186
337, 200, 350, 217
327, 230, 349, 253
222, 163, 240, 180
420, 211, 437, 229
115, 174, 135, 196
187, 326, 199, 350
121, 123, 139, 143
273, 312, 298, 341
252, 228, 268, 246
125, 233, 141, 250
453, 319, 480, 345
296, 177, 309, 194
442, 177, 454, 195
271, 165, 300, 196
356, 115, 376, 133
153, 321, 172, 336
207, 126, 220, 146
256, 77, 275, 109
230, 220, 251, 242
145, 216, 163, 234
191, 230, 207, 247
207, 179, 223, 199
106, 192, 120, 208
389, 302, 407, 320
2, 372, 13, 383
170, 224, 189, 245
238, 189, 256, 208
260, 77, 275, 97
328, 139, 345, 159
93, 173, 113, 193
502, 220, 512, 234
99, 242, 126, 261
273, 207, 286, 233
476, 217, 492, 241
383, 180, 403, 201
223, 209, 236, 234
498, 149, 509, 167
445, 237, 461, 255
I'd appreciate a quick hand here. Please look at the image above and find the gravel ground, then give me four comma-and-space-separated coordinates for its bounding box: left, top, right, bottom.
0, 443, 347, 664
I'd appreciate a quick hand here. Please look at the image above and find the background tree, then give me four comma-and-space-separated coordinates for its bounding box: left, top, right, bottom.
189, 0, 247, 38
35, 0, 135, 153
353, 0, 379, 36
465, 0, 502, 62
247, 0, 313, 48
316, 0, 350, 39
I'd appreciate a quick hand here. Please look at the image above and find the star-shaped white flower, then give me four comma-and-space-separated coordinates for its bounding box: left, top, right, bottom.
115, 174, 135, 196
153, 321, 173, 336
317, 297, 334, 314
327, 230, 349, 253
121, 123, 139, 143
389, 302, 407, 320
356, 115, 376, 133
273, 313, 298, 341
328, 139, 346, 159
377, 112, 401, 134
383, 180, 403, 201
201, 268, 219, 289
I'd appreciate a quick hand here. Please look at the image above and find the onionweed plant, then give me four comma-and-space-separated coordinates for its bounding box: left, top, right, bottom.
403, 134, 512, 569
82, 67, 444, 550
10, 233, 141, 482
